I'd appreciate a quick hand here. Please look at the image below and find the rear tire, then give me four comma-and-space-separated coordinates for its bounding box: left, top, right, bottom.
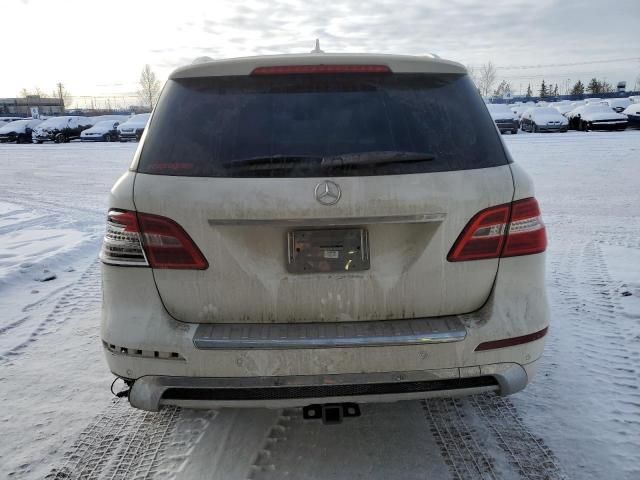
55, 133, 65, 143
533, 124, 539, 133
511, 129, 518, 134
104, 134, 112, 142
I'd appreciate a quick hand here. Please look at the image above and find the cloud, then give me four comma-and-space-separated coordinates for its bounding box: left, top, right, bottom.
2, 0, 639, 96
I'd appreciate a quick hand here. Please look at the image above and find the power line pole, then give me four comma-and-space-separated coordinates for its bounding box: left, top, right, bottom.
57, 82, 65, 112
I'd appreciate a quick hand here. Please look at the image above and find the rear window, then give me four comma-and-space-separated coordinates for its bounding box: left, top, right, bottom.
138, 73, 509, 177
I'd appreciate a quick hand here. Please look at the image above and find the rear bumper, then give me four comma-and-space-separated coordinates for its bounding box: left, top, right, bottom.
119, 130, 142, 141
128, 361, 533, 411
537, 125, 567, 132
588, 121, 627, 130
495, 121, 518, 132
101, 250, 549, 411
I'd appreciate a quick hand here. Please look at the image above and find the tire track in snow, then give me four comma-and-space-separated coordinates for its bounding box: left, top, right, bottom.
0, 260, 101, 361
422, 397, 499, 480
47, 400, 214, 480
470, 395, 565, 480
246, 401, 452, 480
573, 240, 639, 399
540, 230, 640, 477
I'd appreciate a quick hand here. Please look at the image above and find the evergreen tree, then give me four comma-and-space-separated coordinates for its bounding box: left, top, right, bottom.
493, 80, 511, 98
570, 80, 585, 96
539, 80, 548, 98
525, 84, 532, 99
553, 84, 559, 97
587, 78, 601, 94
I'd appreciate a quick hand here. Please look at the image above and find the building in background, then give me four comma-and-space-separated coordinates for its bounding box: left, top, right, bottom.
0, 96, 64, 117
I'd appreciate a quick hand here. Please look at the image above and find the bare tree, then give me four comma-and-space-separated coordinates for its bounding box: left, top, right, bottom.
19, 87, 44, 97
138, 64, 161, 109
466, 64, 479, 90
51, 83, 72, 110
478, 61, 497, 97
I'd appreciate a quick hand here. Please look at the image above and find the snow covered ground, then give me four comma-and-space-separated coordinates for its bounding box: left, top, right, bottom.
0, 133, 639, 479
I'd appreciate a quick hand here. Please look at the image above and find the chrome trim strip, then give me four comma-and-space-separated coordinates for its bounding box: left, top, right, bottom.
193, 317, 466, 350
208, 213, 446, 227
127, 366, 519, 411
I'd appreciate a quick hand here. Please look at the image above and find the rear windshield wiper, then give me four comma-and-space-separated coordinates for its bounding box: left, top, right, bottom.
222, 151, 436, 172
223, 155, 322, 170
320, 151, 436, 167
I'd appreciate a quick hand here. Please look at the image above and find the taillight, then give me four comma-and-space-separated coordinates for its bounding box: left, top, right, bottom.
137, 212, 208, 269
501, 198, 547, 257
100, 210, 148, 266
447, 198, 546, 262
100, 209, 208, 269
250, 65, 391, 75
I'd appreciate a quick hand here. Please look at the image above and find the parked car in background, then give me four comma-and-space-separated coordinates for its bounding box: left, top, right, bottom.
0, 118, 43, 143
520, 107, 568, 132
81, 120, 122, 142
117, 113, 150, 141
101, 53, 549, 413
510, 104, 529, 119
486, 103, 518, 133
601, 98, 632, 113
553, 102, 580, 116
584, 98, 602, 104
622, 103, 640, 128
629, 96, 640, 104
32, 116, 94, 143
567, 104, 628, 131
0, 116, 24, 124
89, 115, 130, 124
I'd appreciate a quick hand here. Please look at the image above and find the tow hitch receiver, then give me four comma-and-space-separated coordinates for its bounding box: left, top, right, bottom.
302, 403, 361, 424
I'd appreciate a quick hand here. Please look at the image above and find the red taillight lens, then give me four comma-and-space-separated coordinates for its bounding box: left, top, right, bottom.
100, 209, 207, 270
137, 213, 208, 270
251, 64, 391, 75
448, 197, 546, 262
447, 204, 510, 261
502, 198, 547, 257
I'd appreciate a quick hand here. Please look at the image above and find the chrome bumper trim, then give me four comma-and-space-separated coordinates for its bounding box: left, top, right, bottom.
208, 213, 446, 227
193, 317, 466, 350
128, 366, 522, 411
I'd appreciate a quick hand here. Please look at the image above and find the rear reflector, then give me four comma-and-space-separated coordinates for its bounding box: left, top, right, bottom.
474, 326, 548, 351
100, 209, 208, 269
251, 65, 392, 75
447, 197, 546, 262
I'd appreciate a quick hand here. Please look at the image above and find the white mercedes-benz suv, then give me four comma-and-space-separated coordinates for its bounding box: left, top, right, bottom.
101, 52, 549, 415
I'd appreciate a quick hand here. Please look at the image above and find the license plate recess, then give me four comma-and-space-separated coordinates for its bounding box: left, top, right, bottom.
287, 228, 370, 273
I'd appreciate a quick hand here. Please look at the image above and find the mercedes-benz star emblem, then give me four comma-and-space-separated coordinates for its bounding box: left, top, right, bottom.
314, 180, 341, 206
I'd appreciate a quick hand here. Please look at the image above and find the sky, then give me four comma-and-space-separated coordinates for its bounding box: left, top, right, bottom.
2, 0, 640, 105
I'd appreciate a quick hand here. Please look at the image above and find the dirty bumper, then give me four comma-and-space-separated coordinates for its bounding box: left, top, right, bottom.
128, 363, 530, 411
